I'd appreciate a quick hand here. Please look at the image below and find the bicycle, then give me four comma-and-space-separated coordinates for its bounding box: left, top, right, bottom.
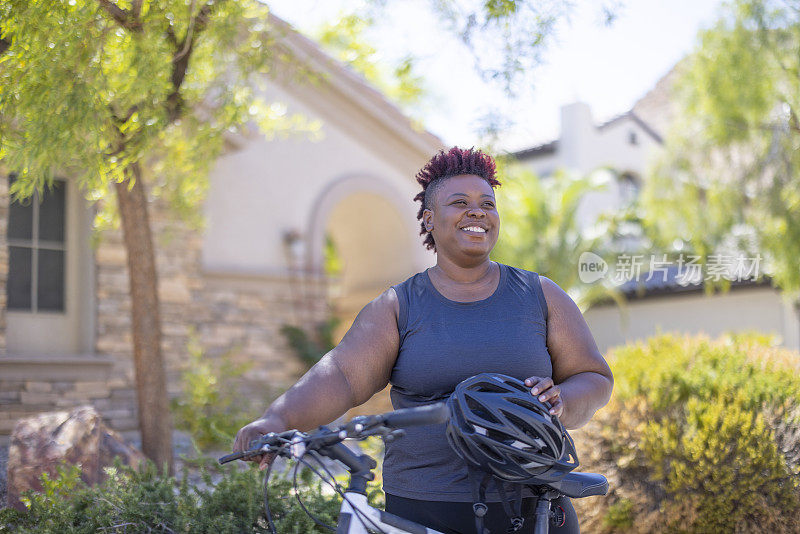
219, 403, 608, 534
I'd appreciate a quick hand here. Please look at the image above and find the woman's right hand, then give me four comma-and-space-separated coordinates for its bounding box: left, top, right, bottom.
233, 414, 287, 470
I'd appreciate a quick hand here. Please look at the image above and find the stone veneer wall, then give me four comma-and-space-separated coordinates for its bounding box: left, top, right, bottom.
0, 175, 7, 352
0, 178, 129, 439
1, 185, 329, 440
93, 194, 328, 435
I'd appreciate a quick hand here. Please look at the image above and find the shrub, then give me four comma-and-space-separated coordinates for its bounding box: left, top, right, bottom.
572, 332, 800, 533
0, 457, 384, 533
280, 317, 340, 369
170, 333, 254, 451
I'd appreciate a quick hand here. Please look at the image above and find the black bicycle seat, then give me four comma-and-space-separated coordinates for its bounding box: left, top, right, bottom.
544, 472, 608, 498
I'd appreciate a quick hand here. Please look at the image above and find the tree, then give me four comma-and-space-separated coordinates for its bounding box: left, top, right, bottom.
314, 13, 425, 113
425, 0, 619, 97
0, 0, 592, 471
0, 0, 318, 472
491, 159, 625, 310
642, 0, 800, 296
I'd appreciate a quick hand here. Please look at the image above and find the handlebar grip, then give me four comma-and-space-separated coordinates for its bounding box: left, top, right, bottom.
218, 451, 247, 464
218, 430, 295, 465
382, 402, 449, 428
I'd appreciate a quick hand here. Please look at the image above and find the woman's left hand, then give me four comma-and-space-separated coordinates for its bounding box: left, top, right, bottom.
524, 376, 564, 418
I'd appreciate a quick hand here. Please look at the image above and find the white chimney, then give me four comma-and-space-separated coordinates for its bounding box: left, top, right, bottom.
559, 102, 594, 171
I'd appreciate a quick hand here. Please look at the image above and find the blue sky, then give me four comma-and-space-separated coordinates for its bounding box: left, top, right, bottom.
267, 0, 726, 150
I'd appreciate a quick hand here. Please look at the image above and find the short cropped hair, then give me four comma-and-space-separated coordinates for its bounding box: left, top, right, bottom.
414, 147, 500, 250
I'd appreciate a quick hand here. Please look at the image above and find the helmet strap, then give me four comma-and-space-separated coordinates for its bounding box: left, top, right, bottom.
468, 469, 492, 534
495, 481, 524, 532
467, 468, 526, 533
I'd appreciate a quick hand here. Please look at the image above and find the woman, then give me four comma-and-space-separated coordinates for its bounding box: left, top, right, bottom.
233, 147, 613, 533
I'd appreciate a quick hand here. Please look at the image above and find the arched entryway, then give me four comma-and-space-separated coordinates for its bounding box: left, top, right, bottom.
306, 173, 429, 336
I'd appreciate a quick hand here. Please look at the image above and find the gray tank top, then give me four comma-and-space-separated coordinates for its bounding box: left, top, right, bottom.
383, 263, 552, 502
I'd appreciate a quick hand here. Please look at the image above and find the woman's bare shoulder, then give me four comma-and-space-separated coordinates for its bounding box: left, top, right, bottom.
358, 287, 399, 323
538, 275, 571, 310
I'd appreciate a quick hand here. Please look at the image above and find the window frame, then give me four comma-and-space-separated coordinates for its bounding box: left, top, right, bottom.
7, 175, 67, 314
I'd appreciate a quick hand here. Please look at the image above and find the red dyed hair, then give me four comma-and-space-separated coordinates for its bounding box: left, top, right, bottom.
414, 147, 501, 250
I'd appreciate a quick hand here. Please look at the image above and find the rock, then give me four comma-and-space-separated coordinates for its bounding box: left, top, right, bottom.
6, 405, 145, 511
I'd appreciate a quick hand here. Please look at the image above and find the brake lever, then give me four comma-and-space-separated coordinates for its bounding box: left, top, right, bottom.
218, 430, 296, 464
342, 414, 384, 435
371, 427, 405, 443
290, 434, 307, 458
385, 429, 406, 442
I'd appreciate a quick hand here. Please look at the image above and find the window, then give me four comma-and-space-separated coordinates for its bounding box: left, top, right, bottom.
628, 131, 638, 145
7, 174, 66, 312
618, 172, 640, 205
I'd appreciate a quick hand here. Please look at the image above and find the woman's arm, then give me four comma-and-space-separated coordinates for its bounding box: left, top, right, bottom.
526, 276, 613, 429
232, 288, 400, 457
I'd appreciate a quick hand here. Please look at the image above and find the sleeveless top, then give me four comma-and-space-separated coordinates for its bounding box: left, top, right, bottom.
383, 263, 552, 502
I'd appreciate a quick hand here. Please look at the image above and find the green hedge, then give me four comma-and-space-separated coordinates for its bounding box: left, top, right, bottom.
573, 333, 800, 533
0, 458, 384, 533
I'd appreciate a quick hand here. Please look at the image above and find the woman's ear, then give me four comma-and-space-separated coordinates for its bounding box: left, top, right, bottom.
422, 209, 434, 232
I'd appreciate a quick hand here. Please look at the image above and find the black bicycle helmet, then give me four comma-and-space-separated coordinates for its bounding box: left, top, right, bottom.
445, 373, 578, 484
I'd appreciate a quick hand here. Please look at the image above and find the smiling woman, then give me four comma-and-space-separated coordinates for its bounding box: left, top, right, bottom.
423, 174, 500, 263
233, 146, 613, 534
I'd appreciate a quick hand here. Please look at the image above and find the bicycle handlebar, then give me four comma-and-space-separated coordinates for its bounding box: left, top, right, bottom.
219, 401, 606, 534
219, 403, 449, 465
382, 402, 449, 428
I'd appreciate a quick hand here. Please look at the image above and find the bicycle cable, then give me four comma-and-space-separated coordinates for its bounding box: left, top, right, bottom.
302, 448, 389, 534
264, 457, 278, 534
250, 430, 393, 534
259, 435, 293, 534
291, 450, 336, 532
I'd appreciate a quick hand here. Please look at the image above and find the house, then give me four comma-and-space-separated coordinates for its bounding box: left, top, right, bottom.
0, 18, 442, 443
510, 67, 800, 354
513, 101, 662, 229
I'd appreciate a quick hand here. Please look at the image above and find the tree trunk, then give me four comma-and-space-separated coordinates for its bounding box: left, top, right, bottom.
114, 162, 173, 473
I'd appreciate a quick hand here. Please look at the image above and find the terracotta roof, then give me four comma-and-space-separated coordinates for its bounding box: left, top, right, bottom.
630, 62, 684, 139
510, 104, 666, 162
597, 111, 663, 144
612, 265, 770, 302
510, 140, 558, 160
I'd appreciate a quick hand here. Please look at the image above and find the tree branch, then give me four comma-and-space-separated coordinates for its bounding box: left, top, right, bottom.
787, 104, 800, 135
174, 0, 198, 61
131, 0, 144, 20
165, 0, 222, 122
165, 23, 178, 48
110, 104, 139, 127
97, 0, 142, 32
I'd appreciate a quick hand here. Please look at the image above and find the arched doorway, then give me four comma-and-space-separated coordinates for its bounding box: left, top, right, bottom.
325, 191, 414, 324
306, 174, 431, 415
306, 173, 427, 334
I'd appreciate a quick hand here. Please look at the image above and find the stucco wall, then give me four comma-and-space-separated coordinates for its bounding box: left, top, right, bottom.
202, 80, 437, 340
584, 286, 800, 354
202, 82, 433, 279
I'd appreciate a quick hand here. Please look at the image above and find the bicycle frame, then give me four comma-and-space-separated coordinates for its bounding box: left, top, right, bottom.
336, 465, 558, 534
329, 449, 444, 534
337, 492, 443, 534
336, 488, 560, 534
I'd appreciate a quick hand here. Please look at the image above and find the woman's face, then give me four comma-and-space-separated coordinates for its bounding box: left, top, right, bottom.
424, 174, 500, 261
